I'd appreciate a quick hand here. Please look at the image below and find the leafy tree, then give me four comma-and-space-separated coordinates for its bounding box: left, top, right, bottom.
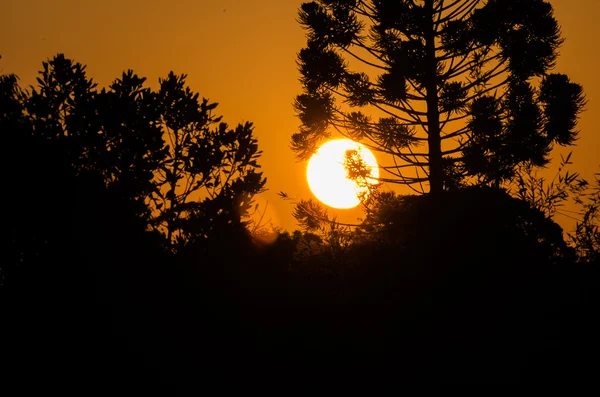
3, 54, 267, 265
569, 172, 600, 264
1, 54, 271, 390
18, 55, 164, 219
149, 72, 266, 248
507, 153, 598, 264
512, 152, 588, 219
293, 0, 585, 194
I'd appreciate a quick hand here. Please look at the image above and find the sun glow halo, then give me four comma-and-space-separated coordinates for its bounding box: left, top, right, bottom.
306, 139, 379, 209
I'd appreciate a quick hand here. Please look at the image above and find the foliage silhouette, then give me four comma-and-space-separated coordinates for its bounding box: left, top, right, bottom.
150, 72, 266, 249
3, 54, 266, 256
1, 54, 267, 391
512, 152, 588, 219
282, 187, 590, 382
569, 172, 600, 264
1, 46, 599, 389
293, 0, 585, 194
2, 57, 178, 391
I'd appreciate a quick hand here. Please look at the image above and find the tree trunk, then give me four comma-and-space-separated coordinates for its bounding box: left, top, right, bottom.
424, 0, 443, 195
166, 129, 180, 244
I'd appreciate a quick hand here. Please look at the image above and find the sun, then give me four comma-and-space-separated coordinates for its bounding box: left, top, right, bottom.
307, 139, 379, 209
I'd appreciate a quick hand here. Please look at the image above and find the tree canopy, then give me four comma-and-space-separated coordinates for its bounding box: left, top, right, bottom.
293, 0, 585, 194
3, 54, 266, 264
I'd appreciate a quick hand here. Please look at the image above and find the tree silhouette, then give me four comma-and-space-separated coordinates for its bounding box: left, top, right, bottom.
2, 42, 597, 385
1, 55, 269, 390
16, 55, 165, 221
3, 54, 267, 270
293, 0, 585, 194
149, 72, 266, 249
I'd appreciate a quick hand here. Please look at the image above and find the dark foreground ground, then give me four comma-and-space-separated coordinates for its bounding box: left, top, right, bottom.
2, 255, 599, 393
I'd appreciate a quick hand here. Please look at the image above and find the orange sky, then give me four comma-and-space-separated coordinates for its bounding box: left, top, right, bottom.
1, 0, 598, 233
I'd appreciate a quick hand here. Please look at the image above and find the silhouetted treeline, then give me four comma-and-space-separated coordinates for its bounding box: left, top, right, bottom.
1, 54, 599, 392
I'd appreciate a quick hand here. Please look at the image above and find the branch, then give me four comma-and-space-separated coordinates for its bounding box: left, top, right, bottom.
340, 46, 387, 70
444, 51, 501, 80
438, 0, 469, 14
351, 38, 387, 63
437, 41, 489, 63
437, 0, 481, 27
462, 74, 509, 102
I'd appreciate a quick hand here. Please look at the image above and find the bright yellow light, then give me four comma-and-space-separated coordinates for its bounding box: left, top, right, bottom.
307, 139, 379, 209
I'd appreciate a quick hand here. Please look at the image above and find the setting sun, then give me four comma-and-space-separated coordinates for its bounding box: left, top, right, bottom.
306, 139, 379, 209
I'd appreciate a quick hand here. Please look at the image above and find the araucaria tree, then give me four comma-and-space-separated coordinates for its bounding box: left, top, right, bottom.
293, 0, 585, 194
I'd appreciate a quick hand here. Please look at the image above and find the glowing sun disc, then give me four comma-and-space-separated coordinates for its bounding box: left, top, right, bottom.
307, 139, 379, 209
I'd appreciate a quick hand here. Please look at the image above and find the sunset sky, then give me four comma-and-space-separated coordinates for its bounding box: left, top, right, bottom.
1, 0, 598, 232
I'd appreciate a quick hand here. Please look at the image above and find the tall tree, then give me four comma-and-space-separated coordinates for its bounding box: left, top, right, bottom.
293, 0, 585, 194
